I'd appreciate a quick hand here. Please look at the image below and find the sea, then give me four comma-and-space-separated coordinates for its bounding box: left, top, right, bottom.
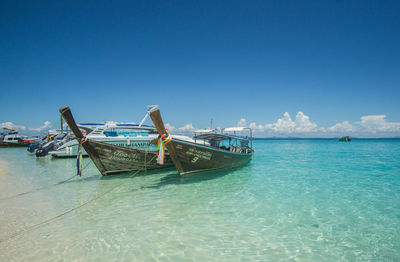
1, 139, 399, 261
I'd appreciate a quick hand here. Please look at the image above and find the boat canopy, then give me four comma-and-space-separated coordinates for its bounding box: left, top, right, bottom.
116, 123, 153, 127
194, 133, 248, 142
223, 127, 251, 132
194, 129, 216, 133
79, 123, 105, 126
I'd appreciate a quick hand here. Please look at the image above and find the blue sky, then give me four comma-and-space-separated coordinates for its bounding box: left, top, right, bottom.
1, 0, 399, 137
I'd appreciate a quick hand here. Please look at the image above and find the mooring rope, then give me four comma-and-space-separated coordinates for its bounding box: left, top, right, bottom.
0, 160, 93, 201
0, 154, 156, 244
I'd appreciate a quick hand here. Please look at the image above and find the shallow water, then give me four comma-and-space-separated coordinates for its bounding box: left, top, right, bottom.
1, 140, 400, 261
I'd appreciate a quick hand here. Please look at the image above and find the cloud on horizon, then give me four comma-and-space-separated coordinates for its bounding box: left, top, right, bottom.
172, 112, 400, 138
242, 112, 400, 137
358, 115, 400, 133
0, 122, 27, 131
1, 121, 52, 134
29, 121, 52, 132
3, 114, 400, 138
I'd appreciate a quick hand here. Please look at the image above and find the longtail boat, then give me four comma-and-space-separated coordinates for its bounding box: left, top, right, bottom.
148, 105, 254, 175
59, 106, 174, 175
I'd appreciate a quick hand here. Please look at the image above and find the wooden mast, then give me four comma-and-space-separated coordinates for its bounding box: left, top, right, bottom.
148, 105, 184, 174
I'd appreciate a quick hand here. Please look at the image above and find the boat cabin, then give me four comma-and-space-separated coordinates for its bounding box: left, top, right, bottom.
193, 127, 253, 154
1, 128, 24, 143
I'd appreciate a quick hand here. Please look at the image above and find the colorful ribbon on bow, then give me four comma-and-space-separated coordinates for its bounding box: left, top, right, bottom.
76, 137, 87, 176
157, 130, 172, 165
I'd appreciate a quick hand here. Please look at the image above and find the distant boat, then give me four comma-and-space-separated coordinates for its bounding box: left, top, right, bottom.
339, 136, 351, 142
35, 132, 75, 157
59, 106, 179, 175
27, 129, 68, 154
0, 128, 38, 147
148, 105, 254, 176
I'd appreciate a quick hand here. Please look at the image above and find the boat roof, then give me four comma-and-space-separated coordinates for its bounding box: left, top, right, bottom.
79, 123, 105, 126
194, 129, 216, 133
1, 128, 18, 135
79, 123, 154, 128
116, 124, 154, 128
194, 133, 248, 141
224, 127, 251, 132
3, 127, 17, 131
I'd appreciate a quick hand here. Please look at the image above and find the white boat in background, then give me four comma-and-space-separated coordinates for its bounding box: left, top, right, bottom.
35, 132, 75, 157
49, 123, 160, 157
0, 128, 39, 147
49, 122, 196, 158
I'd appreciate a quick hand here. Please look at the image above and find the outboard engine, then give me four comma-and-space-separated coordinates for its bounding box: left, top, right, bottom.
27, 142, 41, 152
35, 141, 56, 157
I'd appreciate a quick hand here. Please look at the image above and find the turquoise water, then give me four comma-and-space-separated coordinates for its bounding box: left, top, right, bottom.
1, 139, 400, 261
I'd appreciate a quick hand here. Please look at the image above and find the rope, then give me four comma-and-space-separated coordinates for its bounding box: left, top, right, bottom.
0, 158, 93, 201
76, 137, 88, 176
0, 154, 156, 244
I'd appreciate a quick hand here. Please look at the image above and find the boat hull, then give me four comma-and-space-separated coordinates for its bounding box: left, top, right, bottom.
170, 139, 253, 175
81, 139, 173, 175
50, 137, 158, 158
0, 141, 28, 147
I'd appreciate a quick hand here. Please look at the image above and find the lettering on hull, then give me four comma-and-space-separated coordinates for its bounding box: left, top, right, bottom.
186, 147, 212, 160
109, 141, 156, 150
109, 151, 140, 162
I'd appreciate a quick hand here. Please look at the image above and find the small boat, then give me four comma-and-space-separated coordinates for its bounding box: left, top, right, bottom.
339, 136, 351, 142
27, 130, 61, 153
59, 106, 175, 175
148, 105, 254, 175
0, 128, 37, 147
35, 132, 75, 157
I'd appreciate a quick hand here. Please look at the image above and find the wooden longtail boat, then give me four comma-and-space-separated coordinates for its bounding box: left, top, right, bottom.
148, 105, 254, 175
59, 106, 173, 176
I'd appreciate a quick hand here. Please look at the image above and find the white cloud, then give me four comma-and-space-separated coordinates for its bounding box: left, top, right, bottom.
179, 123, 196, 132
264, 112, 318, 133
165, 123, 197, 134
295, 112, 318, 132
165, 123, 196, 135
235, 112, 400, 137
165, 123, 176, 132
358, 115, 400, 133
264, 112, 295, 133
249, 122, 264, 132
1, 121, 54, 134
327, 121, 356, 133
0, 122, 27, 131
29, 121, 52, 132
238, 118, 247, 127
